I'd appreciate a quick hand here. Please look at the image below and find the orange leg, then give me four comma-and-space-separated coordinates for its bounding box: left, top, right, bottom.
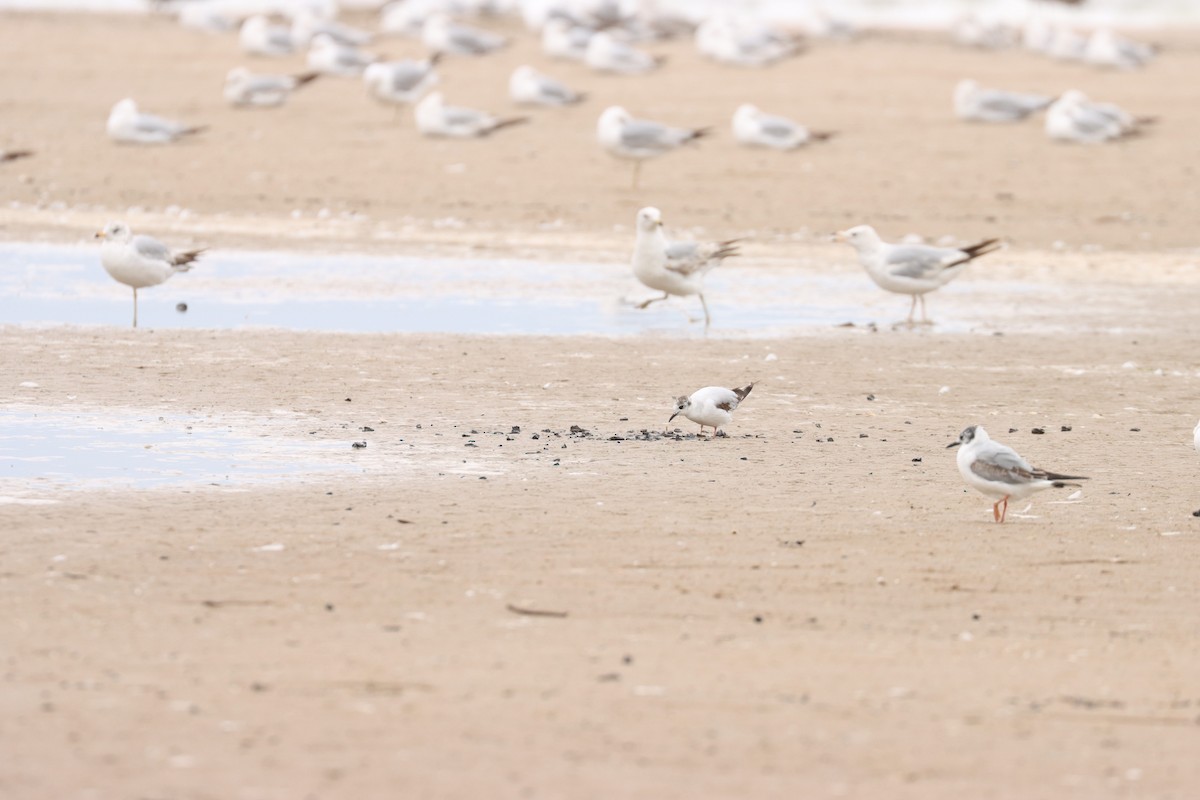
999, 496, 1010, 523
993, 501, 1001, 522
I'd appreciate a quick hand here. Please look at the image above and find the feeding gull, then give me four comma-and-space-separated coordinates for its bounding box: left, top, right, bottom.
95, 222, 203, 328
948, 426, 1087, 523
669, 384, 755, 437
631, 206, 737, 328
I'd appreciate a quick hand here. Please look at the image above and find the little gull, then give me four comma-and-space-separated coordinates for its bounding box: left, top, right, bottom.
954, 80, 1054, 123
509, 65, 585, 107
631, 206, 737, 328
732, 104, 833, 150
670, 384, 754, 437
107, 99, 205, 145
948, 426, 1087, 523
835, 224, 999, 325
597, 106, 708, 189
95, 222, 204, 328
224, 68, 318, 107
239, 15, 295, 57
364, 56, 441, 114
415, 91, 527, 138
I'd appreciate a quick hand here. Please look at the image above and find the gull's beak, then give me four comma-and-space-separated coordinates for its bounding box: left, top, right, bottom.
656, 220, 664, 228
832, 230, 847, 243
668, 411, 679, 422
946, 441, 961, 449
94, 231, 106, 239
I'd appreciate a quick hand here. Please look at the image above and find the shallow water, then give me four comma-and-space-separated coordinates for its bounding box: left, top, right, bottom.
0, 242, 1084, 337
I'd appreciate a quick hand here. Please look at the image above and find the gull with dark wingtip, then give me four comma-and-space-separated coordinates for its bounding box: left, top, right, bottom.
670, 384, 754, 437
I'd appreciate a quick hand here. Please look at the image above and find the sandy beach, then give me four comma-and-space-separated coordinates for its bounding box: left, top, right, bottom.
2, 9, 1200, 800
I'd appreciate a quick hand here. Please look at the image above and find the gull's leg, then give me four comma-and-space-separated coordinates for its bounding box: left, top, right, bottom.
993, 501, 1001, 522
698, 293, 711, 328
920, 294, 929, 324
906, 295, 917, 326
631, 160, 641, 190
1000, 496, 1009, 523
132, 287, 138, 329
636, 292, 670, 310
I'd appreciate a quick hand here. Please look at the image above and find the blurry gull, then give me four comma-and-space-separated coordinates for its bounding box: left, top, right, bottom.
307, 33, 378, 77
1084, 29, 1154, 70
669, 384, 754, 437
1046, 26, 1088, 61
732, 104, 833, 149
509, 66, 585, 106
1, 149, 33, 163
224, 67, 318, 107
422, 13, 507, 55
364, 56, 441, 114
948, 426, 1087, 523
541, 18, 593, 61
414, 91, 527, 138
954, 80, 1054, 123
1045, 90, 1147, 144
107, 99, 205, 144
239, 15, 295, 56
834, 224, 999, 325
291, 9, 373, 47
631, 206, 738, 328
952, 15, 1016, 49
177, 4, 238, 32
597, 106, 708, 188
585, 31, 663, 74
95, 222, 203, 329
695, 14, 800, 67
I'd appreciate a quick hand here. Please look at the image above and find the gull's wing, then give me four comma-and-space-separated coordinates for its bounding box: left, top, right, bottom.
134, 113, 180, 134
757, 113, 799, 138
132, 235, 174, 264
243, 74, 294, 93
881, 244, 966, 279
1067, 105, 1119, 136
977, 89, 1053, 116
663, 239, 737, 275
694, 386, 742, 411
442, 104, 487, 126
621, 119, 675, 150
449, 25, 498, 53
534, 75, 578, 103
388, 63, 429, 91
969, 442, 1039, 485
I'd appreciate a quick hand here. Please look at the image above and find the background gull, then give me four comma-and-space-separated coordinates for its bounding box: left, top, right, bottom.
597, 106, 708, 188
954, 79, 1054, 123
414, 91, 528, 138
631, 206, 737, 328
835, 224, 999, 325
1045, 90, 1147, 143
95, 221, 204, 329
541, 18, 593, 61
422, 13, 507, 56
694, 14, 800, 67
307, 33, 378, 77
239, 15, 295, 57
732, 104, 833, 150
509, 65, 585, 106
364, 56, 441, 114
948, 425, 1087, 523
291, 9, 373, 48
1084, 29, 1155, 70
107, 98, 206, 144
584, 32, 663, 74
224, 67, 318, 107
669, 384, 754, 437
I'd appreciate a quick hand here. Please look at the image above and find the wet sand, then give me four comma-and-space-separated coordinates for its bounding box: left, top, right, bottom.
2, 10, 1200, 800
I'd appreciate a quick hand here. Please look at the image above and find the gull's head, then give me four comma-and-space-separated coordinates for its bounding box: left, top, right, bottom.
512, 65, 536, 82
226, 66, 250, 84
363, 62, 386, 84
733, 104, 760, 123
242, 15, 266, 34
833, 224, 880, 249
668, 394, 691, 422
424, 12, 450, 33
636, 207, 664, 233
1059, 89, 1087, 107
954, 79, 979, 104
96, 221, 131, 242
109, 98, 138, 122
310, 33, 337, 51
947, 424, 985, 449
598, 105, 630, 128
416, 91, 443, 113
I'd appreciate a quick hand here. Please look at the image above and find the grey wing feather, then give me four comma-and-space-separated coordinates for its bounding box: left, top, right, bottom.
133, 236, 173, 263
883, 245, 962, 278
620, 120, 670, 149
970, 443, 1036, 484
390, 65, 426, 91
979, 90, 1051, 116
443, 105, 485, 125
538, 78, 576, 102
759, 114, 797, 138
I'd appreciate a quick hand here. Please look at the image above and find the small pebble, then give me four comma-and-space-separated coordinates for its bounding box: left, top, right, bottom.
351, 441, 367, 449
175, 302, 187, 313
1061, 425, 1072, 432
1031, 428, 1045, 434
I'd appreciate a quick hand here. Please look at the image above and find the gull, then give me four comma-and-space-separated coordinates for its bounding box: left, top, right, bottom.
414, 91, 527, 138
95, 222, 203, 328
107, 99, 205, 145
509, 65, 585, 107
947, 425, 1087, 523
291, 9, 373, 48
732, 104, 833, 150
952, 16, 1016, 49
1084, 29, 1154, 70
541, 18, 593, 61
307, 33, 378, 77
954, 79, 1054, 123
1046, 26, 1087, 61
364, 56, 441, 114
177, 4, 238, 32
585, 32, 663, 74
224, 67, 319, 107
669, 384, 754, 437
834, 224, 999, 325
239, 15, 295, 57
694, 15, 799, 67
631, 206, 737, 328
422, 13, 507, 56
1, 149, 33, 163
597, 106, 708, 189
1045, 90, 1145, 144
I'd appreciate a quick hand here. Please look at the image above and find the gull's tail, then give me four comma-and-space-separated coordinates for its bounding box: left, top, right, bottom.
179, 125, 208, 137
172, 248, 205, 271
960, 238, 1001, 261
293, 72, 320, 88
484, 117, 529, 136
686, 127, 712, 144
1, 150, 33, 163
1039, 469, 1088, 487
809, 130, 837, 142
713, 239, 741, 260
733, 383, 754, 402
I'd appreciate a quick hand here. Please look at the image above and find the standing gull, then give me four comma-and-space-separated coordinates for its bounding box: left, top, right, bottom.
224, 68, 319, 107
95, 222, 203, 329
364, 56, 441, 114
670, 384, 754, 437
509, 65, 585, 107
414, 91, 527, 138
835, 225, 999, 325
107, 99, 205, 144
732, 104, 833, 149
422, 13, 507, 55
954, 80, 1054, 123
948, 426, 1087, 523
597, 106, 708, 189
631, 206, 737, 328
